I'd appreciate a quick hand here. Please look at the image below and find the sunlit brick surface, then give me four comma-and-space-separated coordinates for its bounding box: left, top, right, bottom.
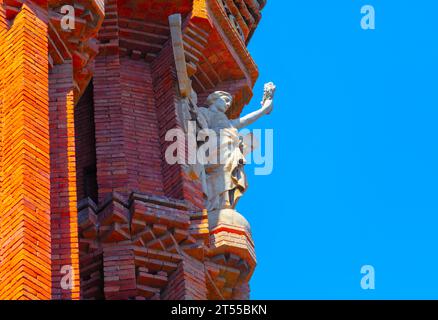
0, 3, 51, 300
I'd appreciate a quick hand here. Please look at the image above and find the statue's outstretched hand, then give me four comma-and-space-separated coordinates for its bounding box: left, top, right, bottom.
262, 99, 273, 115
261, 82, 276, 115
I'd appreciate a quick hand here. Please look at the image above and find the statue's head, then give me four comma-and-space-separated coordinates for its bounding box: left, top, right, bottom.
206, 91, 233, 113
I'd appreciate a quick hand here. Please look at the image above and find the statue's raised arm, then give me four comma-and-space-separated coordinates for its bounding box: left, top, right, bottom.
231, 82, 276, 129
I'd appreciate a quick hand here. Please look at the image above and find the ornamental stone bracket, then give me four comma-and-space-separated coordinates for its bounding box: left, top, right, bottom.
207, 209, 256, 299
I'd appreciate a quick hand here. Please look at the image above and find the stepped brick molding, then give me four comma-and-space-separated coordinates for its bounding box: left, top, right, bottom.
0, 0, 267, 300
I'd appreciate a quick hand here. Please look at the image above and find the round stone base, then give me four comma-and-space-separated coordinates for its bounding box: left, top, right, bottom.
208, 209, 251, 234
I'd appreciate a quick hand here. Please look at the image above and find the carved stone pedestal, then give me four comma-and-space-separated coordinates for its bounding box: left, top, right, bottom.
207, 209, 256, 300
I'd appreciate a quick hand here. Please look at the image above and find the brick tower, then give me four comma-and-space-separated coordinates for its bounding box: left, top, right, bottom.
0, 0, 267, 300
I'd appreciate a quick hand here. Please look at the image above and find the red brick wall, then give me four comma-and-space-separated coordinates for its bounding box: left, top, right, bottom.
75, 82, 98, 203
120, 57, 164, 195
93, 54, 164, 202
93, 54, 125, 200
49, 62, 80, 300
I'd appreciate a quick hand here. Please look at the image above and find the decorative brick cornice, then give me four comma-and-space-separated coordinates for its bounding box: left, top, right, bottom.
78, 192, 256, 299
207, 0, 259, 84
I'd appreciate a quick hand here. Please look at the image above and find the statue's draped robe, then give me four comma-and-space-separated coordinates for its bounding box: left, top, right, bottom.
199, 108, 247, 212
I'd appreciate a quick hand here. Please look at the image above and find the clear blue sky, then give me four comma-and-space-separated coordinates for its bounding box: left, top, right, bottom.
240, 0, 438, 299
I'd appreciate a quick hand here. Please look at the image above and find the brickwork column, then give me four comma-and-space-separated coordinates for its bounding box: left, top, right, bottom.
0, 3, 52, 300
49, 62, 80, 300
93, 54, 126, 199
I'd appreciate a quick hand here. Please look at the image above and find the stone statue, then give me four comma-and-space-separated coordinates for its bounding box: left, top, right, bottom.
168, 13, 276, 224
198, 84, 275, 212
